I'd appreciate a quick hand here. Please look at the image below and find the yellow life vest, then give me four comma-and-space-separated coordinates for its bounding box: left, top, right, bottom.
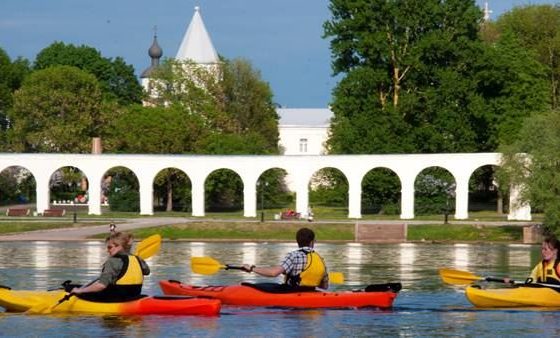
299, 251, 327, 287
530, 259, 560, 284
116, 255, 144, 285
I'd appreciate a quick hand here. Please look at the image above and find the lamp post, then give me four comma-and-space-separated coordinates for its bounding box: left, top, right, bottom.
72, 201, 77, 224
259, 181, 268, 222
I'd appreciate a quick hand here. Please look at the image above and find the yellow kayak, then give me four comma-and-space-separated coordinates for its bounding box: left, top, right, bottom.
466, 285, 560, 308
0, 287, 220, 315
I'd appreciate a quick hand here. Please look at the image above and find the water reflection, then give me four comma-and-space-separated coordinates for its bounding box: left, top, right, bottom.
1, 241, 553, 337
453, 243, 470, 269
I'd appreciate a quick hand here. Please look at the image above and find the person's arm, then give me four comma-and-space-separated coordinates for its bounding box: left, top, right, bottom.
71, 281, 107, 294
242, 264, 285, 277
138, 256, 150, 275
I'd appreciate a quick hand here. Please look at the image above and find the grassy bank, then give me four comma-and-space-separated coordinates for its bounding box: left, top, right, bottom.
0, 221, 106, 234
125, 222, 524, 242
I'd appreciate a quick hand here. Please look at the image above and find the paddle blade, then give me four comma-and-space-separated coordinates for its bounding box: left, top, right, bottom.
135, 234, 161, 260
439, 268, 482, 285
191, 256, 226, 275
329, 272, 345, 284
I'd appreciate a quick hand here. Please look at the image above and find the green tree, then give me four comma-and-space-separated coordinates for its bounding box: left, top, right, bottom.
498, 110, 560, 234
34, 42, 142, 105
108, 104, 207, 211
143, 58, 281, 211
8, 65, 105, 152
221, 58, 279, 151
0, 48, 30, 146
495, 4, 560, 109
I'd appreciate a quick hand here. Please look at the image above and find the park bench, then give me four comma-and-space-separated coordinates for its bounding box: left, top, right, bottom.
43, 209, 66, 217
281, 211, 301, 220
6, 208, 30, 216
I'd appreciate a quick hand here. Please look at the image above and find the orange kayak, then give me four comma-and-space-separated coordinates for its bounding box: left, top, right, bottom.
160, 280, 400, 309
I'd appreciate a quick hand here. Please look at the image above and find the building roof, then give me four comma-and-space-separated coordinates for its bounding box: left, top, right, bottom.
176, 6, 219, 64
277, 108, 333, 127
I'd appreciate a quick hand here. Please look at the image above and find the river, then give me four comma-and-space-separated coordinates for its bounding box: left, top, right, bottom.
1, 241, 558, 337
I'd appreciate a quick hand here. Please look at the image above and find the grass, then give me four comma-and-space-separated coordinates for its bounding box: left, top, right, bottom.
116, 221, 525, 243
0, 221, 107, 234
123, 222, 355, 241
407, 224, 523, 242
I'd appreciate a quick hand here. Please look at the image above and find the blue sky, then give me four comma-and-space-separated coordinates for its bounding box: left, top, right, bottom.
0, 0, 557, 108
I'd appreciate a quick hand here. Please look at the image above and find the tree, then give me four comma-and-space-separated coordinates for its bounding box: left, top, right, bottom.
495, 4, 560, 109
221, 58, 279, 150
324, 0, 486, 154
8, 65, 105, 152
34, 42, 142, 105
141, 58, 281, 211
0, 48, 30, 146
498, 110, 560, 234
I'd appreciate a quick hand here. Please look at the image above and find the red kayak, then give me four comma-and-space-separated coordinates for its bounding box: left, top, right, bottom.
160, 280, 400, 309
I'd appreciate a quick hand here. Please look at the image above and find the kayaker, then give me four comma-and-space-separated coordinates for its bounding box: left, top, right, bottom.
527, 235, 560, 284
242, 227, 329, 289
70, 231, 150, 301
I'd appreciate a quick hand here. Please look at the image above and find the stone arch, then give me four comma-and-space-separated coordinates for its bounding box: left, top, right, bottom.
256, 168, 291, 218
309, 167, 349, 217
153, 167, 192, 213
414, 166, 456, 216
0, 165, 36, 207
48, 166, 88, 209
468, 164, 508, 215
361, 167, 402, 216
205, 168, 244, 213
102, 166, 140, 212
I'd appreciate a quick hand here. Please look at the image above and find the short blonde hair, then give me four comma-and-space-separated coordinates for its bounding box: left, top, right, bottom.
106, 232, 133, 252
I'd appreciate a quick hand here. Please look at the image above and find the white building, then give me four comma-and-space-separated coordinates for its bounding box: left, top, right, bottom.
140, 6, 332, 157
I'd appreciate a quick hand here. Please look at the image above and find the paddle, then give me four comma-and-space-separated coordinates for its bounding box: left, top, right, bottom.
191, 256, 346, 284
438, 268, 513, 285
135, 234, 162, 260
27, 234, 162, 314
439, 267, 560, 290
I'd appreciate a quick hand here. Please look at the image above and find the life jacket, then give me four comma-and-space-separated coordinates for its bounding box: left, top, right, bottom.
285, 249, 326, 287
531, 259, 560, 284
78, 254, 144, 302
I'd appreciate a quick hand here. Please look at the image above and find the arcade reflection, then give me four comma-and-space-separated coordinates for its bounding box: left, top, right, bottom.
0, 241, 541, 292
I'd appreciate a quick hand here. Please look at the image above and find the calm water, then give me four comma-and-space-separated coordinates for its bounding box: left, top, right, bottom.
0, 241, 558, 337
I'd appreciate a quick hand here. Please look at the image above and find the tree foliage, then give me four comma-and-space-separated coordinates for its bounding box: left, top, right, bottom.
34, 42, 142, 105
8, 65, 105, 152
222, 58, 279, 150
495, 4, 560, 109
498, 111, 560, 234
0, 48, 30, 146
324, 0, 551, 213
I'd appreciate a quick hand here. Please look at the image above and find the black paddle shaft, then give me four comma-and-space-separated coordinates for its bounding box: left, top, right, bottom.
225, 265, 247, 272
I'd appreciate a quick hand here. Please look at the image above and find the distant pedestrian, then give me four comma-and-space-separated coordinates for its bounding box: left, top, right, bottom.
109, 223, 116, 233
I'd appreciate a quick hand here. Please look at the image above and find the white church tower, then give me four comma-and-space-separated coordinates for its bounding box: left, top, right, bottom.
176, 6, 219, 66
141, 6, 220, 96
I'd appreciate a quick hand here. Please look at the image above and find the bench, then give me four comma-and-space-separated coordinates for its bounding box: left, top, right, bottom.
6, 208, 30, 216
43, 209, 66, 217
281, 211, 301, 220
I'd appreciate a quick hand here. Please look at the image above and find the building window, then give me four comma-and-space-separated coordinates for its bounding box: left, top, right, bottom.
299, 138, 308, 153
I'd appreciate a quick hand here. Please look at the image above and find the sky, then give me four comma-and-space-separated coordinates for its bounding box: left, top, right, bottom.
0, 0, 558, 108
